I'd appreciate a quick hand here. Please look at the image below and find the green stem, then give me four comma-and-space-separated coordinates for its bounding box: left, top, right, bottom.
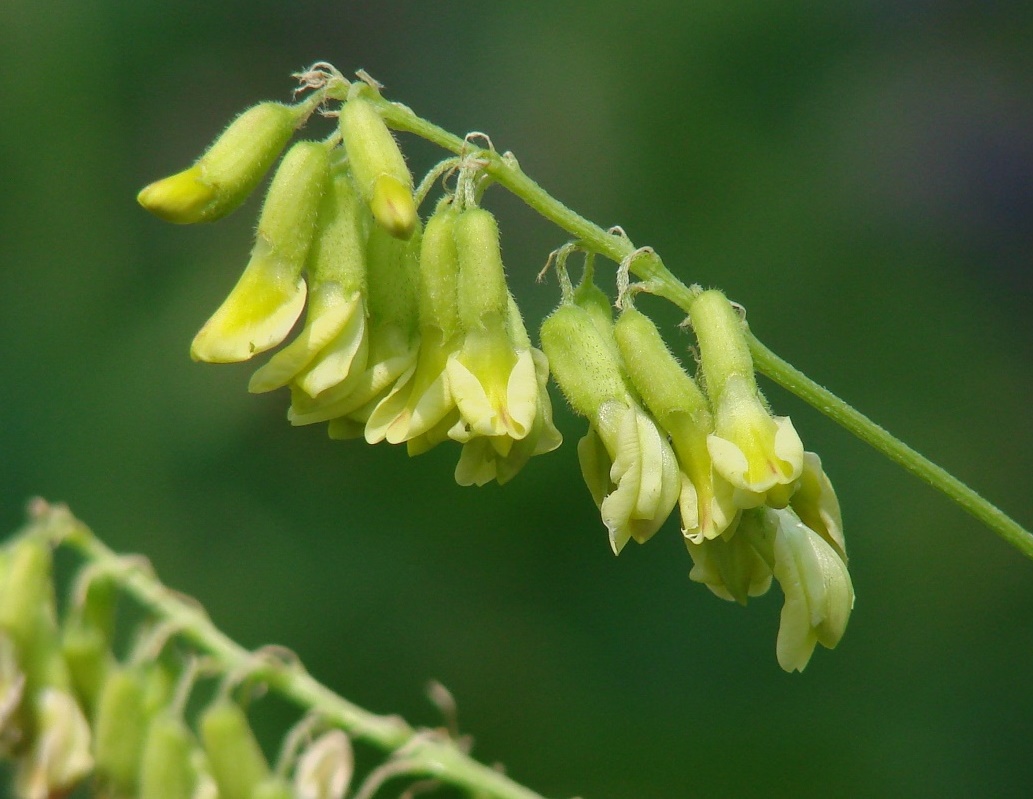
368, 92, 1033, 561
746, 336, 1033, 561
33, 503, 547, 799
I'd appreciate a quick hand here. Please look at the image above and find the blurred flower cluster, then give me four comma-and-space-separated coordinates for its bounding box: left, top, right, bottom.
0, 526, 354, 799
138, 66, 852, 670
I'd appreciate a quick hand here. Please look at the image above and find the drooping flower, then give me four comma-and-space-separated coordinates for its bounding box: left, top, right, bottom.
288, 222, 422, 430
249, 158, 370, 396
769, 507, 854, 672
614, 307, 739, 543
294, 730, 354, 799
542, 301, 679, 553
685, 510, 774, 605
191, 141, 330, 363
689, 289, 804, 509
454, 326, 562, 486
445, 208, 539, 446
364, 201, 463, 446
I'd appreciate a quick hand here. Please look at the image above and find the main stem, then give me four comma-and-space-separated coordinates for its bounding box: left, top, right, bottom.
365, 91, 1033, 561
35, 503, 546, 799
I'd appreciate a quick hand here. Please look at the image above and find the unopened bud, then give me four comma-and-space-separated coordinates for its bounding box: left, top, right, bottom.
340, 97, 416, 238
138, 102, 301, 224
199, 698, 271, 799
139, 713, 197, 799
540, 303, 629, 420
454, 208, 509, 329
94, 665, 149, 795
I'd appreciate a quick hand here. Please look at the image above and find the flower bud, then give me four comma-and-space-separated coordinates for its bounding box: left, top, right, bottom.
139, 713, 197, 799
199, 698, 271, 799
191, 141, 330, 363
294, 729, 353, 799
138, 102, 301, 224
94, 665, 149, 795
340, 97, 416, 239
61, 571, 117, 715
0, 537, 69, 703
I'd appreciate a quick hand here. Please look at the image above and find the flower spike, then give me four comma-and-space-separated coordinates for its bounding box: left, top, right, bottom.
138, 101, 305, 224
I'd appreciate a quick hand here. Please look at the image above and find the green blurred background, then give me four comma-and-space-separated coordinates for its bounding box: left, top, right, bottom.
3, 2, 1032, 797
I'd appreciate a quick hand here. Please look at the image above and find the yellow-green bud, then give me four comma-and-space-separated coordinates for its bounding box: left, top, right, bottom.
540, 303, 629, 420
418, 202, 461, 337
138, 102, 301, 224
688, 289, 755, 399
454, 208, 509, 330
614, 308, 710, 428
255, 140, 331, 268
0, 537, 70, 704
365, 222, 421, 332
199, 698, 271, 799
94, 665, 149, 795
191, 140, 330, 363
340, 97, 416, 238
60, 621, 112, 717
139, 713, 197, 799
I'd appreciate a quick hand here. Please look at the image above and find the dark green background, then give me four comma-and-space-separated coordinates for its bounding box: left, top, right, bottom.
3, 2, 1032, 797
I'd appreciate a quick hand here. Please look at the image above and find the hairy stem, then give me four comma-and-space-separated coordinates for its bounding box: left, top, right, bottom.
365, 92, 1033, 560
31, 502, 547, 799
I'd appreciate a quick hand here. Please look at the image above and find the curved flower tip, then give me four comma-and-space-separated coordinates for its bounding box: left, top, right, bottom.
446, 329, 538, 443
137, 165, 216, 224
791, 451, 846, 561
191, 243, 307, 363
771, 508, 854, 672
706, 375, 804, 507
579, 401, 680, 554
249, 290, 365, 394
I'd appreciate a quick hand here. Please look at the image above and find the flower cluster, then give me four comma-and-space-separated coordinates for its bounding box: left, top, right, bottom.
138, 67, 853, 671
542, 280, 853, 671
138, 82, 559, 486
0, 528, 355, 799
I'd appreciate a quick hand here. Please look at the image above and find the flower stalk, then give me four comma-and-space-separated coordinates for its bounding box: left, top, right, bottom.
22, 501, 547, 799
